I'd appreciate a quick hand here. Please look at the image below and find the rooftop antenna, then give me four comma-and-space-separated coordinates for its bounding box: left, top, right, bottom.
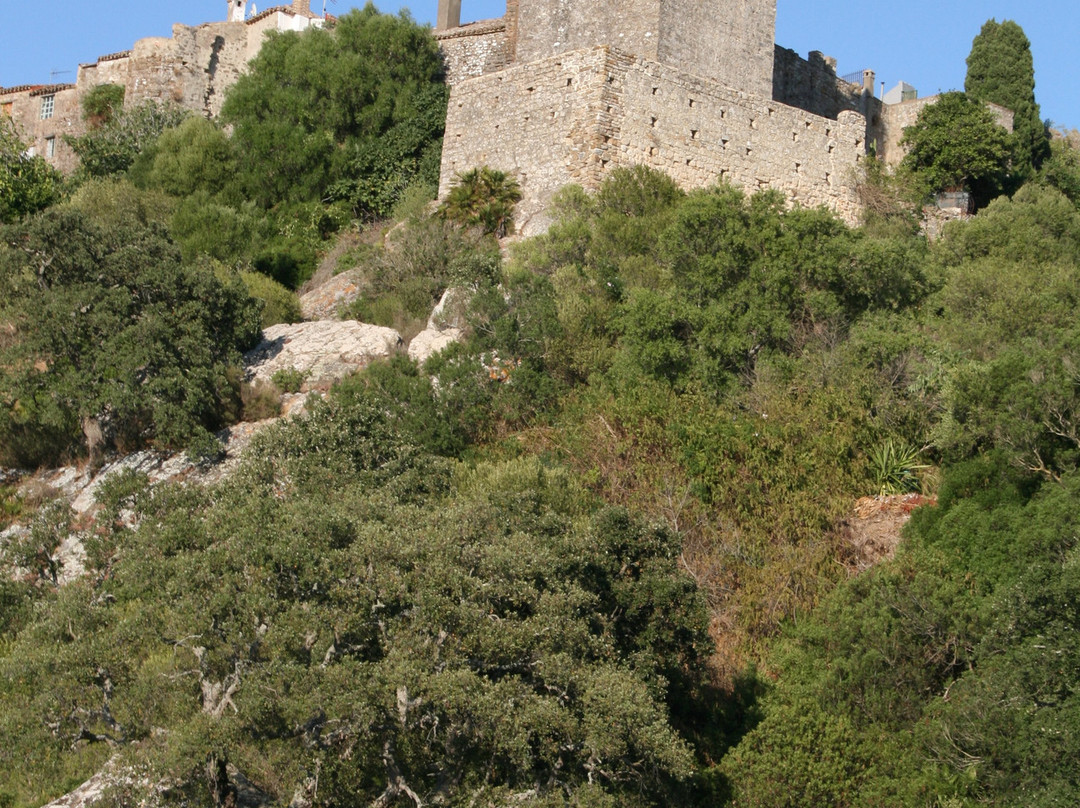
49, 69, 73, 81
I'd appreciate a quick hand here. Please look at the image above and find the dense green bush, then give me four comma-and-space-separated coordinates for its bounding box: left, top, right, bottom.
0, 208, 260, 466
65, 100, 189, 180
900, 91, 1012, 203
222, 4, 448, 217
723, 455, 1080, 807
139, 116, 237, 199
237, 268, 302, 328
441, 167, 523, 237
0, 118, 62, 224
79, 83, 125, 128
0, 393, 723, 807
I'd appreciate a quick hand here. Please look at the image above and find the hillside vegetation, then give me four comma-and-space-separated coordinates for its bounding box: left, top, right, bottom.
2, 7, 1080, 807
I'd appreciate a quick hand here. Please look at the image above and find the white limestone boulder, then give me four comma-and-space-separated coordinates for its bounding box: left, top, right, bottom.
244, 320, 403, 390
298, 269, 363, 321
408, 327, 464, 364
407, 287, 470, 364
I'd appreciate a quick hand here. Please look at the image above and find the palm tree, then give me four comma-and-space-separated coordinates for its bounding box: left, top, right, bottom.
441, 167, 523, 237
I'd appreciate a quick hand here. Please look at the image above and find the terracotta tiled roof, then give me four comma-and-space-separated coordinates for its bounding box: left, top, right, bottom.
245, 5, 320, 25
0, 84, 46, 96
434, 19, 507, 40
29, 84, 76, 97
97, 50, 133, 63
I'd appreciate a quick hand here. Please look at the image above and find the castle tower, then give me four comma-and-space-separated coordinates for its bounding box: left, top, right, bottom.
513, 0, 776, 98
227, 0, 245, 22
657, 0, 776, 98
436, 0, 462, 31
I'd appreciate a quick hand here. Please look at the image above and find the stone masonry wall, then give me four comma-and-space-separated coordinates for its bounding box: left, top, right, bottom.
515, 0, 662, 67
0, 85, 81, 174
773, 45, 886, 161
435, 20, 510, 86
616, 52, 864, 221
4, 9, 322, 173
77, 52, 133, 93
125, 22, 249, 117
878, 95, 1014, 168
440, 47, 614, 234
440, 46, 867, 234
657, 0, 776, 99
774, 46, 864, 120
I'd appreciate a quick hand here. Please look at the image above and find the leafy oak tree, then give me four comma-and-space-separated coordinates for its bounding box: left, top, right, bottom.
0, 393, 725, 807
900, 91, 1012, 204
0, 117, 62, 223
965, 18, 1050, 181
221, 4, 448, 217
65, 100, 190, 179
0, 207, 260, 466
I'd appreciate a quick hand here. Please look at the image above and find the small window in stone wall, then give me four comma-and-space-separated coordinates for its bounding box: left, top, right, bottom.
45, 136, 55, 158
40, 95, 54, 120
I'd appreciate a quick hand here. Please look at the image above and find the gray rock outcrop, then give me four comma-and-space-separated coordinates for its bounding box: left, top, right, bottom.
298, 269, 363, 320
407, 287, 469, 364
244, 321, 403, 390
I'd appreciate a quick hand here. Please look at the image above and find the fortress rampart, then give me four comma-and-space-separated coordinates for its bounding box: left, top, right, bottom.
440, 45, 865, 233
436, 0, 886, 231
3, 0, 1013, 231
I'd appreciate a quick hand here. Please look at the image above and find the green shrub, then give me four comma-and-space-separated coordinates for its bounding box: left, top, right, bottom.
0, 208, 261, 466
0, 117, 62, 223
867, 439, 928, 495
899, 91, 1012, 202
80, 83, 125, 128
65, 177, 174, 230
238, 270, 302, 328
170, 191, 258, 264
222, 6, 448, 217
240, 379, 282, 421
66, 100, 189, 179
141, 117, 237, 198
270, 367, 306, 393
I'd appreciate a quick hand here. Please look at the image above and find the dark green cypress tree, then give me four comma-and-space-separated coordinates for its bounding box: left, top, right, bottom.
965, 19, 1050, 181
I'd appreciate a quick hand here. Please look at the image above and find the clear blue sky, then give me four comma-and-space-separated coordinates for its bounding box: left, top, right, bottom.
2, 1, 1076, 129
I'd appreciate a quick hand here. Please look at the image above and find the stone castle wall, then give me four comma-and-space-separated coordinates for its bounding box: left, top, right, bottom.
656, 0, 776, 99
440, 46, 866, 234
511, 0, 776, 99
877, 95, 1014, 168
125, 22, 249, 117
440, 47, 615, 232
772, 46, 889, 161
77, 51, 133, 91
514, 0, 661, 67
774, 46, 866, 121
434, 20, 511, 85
618, 53, 864, 221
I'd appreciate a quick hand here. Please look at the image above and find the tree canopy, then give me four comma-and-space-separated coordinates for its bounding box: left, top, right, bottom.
0, 117, 62, 224
965, 18, 1050, 180
900, 91, 1012, 202
0, 394, 720, 807
221, 4, 448, 218
65, 100, 190, 180
0, 207, 260, 466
